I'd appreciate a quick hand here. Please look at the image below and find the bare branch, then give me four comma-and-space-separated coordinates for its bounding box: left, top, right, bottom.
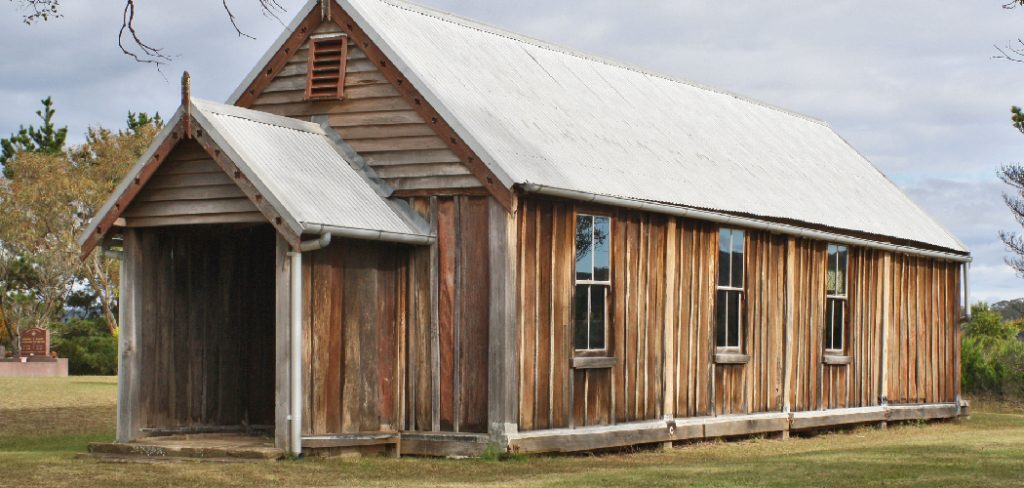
9, 0, 61, 24
118, 0, 172, 68
994, 39, 1024, 63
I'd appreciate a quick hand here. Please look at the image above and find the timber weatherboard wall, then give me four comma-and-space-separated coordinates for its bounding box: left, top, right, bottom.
123, 140, 262, 228
246, 21, 483, 194
515, 196, 963, 435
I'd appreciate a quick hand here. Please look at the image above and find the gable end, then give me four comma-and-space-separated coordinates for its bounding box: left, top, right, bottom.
233, 3, 512, 209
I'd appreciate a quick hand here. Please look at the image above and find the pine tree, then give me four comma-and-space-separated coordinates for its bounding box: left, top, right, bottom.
998, 107, 1024, 276
0, 97, 68, 178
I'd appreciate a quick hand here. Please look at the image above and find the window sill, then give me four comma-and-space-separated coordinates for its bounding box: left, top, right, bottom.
714, 353, 750, 365
572, 357, 618, 369
822, 355, 851, 366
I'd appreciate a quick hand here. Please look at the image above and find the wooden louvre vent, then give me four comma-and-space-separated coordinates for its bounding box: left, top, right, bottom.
305, 34, 348, 100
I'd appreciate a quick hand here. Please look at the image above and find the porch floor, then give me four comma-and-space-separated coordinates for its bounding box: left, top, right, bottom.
88, 433, 284, 462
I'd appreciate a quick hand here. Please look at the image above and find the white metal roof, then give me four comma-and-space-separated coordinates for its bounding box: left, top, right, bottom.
79, 98, 432, 248
229, 0, 967, 254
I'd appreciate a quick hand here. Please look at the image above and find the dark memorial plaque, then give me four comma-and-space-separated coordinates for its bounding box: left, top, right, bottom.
20, 328, 49, 357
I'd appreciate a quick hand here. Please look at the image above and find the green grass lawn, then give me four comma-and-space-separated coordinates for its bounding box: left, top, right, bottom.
1, 376, 1023, 487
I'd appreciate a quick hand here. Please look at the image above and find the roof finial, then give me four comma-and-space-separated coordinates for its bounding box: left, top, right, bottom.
321, 0, 332, 21
182, 71, 193, 138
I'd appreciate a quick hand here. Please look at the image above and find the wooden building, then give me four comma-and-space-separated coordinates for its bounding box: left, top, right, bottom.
81, 0, 971, 458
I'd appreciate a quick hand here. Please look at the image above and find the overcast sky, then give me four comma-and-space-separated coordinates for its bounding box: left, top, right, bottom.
1, 0, 1022, 303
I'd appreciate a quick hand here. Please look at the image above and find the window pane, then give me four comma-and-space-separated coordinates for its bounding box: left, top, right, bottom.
837, 246, 848, 295
575, 216, 593, 281
833, 300, 844, 351
589, 286, 606, 350
826, 244, 838, 294
718, 229, 731, 286
731, 230, 744, 288
593, 216, 611, 282
728, 290, 741, 348
825, 298, 835, 349
574, 284, 589, 349
716, 289, 728, 347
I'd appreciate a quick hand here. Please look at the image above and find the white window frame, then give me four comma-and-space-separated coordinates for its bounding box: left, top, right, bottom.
574, 214, 611, 353
825, 244, 848, 355
716, 228, 745, 353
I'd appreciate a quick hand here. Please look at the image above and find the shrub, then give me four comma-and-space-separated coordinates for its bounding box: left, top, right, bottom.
962, 303, 1024, 400
50, 318, 117, 375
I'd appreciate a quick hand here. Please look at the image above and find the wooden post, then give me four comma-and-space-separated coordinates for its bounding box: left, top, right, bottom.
274, 234, 293, 452
116, 228, 143, 443
488, 196, 519, 443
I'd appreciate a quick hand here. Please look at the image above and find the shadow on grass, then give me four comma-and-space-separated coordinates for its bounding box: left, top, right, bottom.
0, 406, 114, 438
0, 432, 113, 454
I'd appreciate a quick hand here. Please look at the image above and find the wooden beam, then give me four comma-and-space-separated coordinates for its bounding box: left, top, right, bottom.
508, 420, 701, 454
487, 196, 519, 441
115, 228, 143, 443
302, 433, 400, 449
274, 234, 293, 452
703, 413, 789, 438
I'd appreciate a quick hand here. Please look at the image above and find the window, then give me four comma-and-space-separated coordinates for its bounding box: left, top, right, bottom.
574, 214, 611, 352
716, 228, 745, 351
825, 244, 848, 353
305, 34, 348, 100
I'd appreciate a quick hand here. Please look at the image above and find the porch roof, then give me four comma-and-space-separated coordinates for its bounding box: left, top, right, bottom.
79, 98, 433, 254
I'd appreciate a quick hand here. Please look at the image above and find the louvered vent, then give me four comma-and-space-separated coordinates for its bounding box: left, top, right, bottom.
305, 34, 348, 100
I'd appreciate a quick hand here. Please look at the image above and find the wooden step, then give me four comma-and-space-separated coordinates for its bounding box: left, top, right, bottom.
88, 433, 284, 462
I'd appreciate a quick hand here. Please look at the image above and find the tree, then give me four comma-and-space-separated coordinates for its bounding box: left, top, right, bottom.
7, 0, 288, 66
0, 98, 161, 342
999, 108, 1024, 276
0, 96, 68, 177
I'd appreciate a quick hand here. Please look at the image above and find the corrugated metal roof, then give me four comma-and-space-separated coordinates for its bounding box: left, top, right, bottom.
317, 0, 964, 254
191, 99, 431, 242
79, 98, 431, 248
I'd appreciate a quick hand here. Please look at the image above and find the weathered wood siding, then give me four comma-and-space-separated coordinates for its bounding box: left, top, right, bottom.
825, 247, 886, 409
787, 238, 828, 411
124, 140, 262, 227
886, 255, 960, 405
516, 197, 963, 431
405, 196, 491, 433
714, 231, 787, 415
300, 239, 405, 435
134, 225, 276, 430
668, 219, 718, 418
247, 21, 480, 193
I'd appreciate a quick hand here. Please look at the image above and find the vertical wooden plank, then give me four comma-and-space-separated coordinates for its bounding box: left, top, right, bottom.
437, 198, 457, 431
429, 197, 442, 432
534, 204, 553, 430
663, 218, 677, 419
549, 203, 569, 428
488, 196, 518, 438
457, 197, 490, 433
612, 208, 628, 423
519, 200, 537, 431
